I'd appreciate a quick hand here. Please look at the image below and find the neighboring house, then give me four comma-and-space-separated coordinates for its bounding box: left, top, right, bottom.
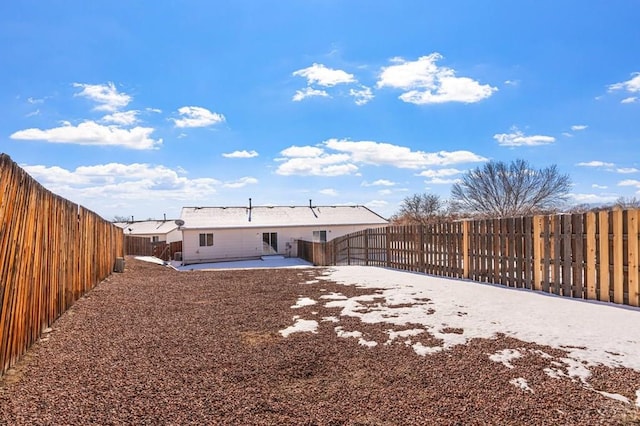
179, 203, 388, 264
114, 220, 182, 243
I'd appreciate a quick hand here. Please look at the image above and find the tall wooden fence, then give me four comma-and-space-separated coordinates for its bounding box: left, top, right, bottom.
298, 210, 640, 308
124, 236, 182, 261
0, 154, 124, 375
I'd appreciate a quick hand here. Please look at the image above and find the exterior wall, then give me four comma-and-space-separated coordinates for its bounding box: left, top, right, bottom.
124, 230, 182, 243
166, 229, 182, 243
181, 223, 386, 264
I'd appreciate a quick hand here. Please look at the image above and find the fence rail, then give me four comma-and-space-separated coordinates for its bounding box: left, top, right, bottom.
298, 209, 640, 308
0, 154, 124, 375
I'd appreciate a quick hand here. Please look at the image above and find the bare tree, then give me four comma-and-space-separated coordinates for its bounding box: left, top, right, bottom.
613, 196, 640, 210
394, 193, 445, 225
450, 159, 571, 218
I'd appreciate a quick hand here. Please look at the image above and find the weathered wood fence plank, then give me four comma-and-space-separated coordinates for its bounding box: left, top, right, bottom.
297, 207, 640, 310
0, 154, 124, 376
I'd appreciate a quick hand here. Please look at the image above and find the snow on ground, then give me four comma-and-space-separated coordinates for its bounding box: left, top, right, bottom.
278, 265, 640, 403
291, 297, 317, 309
135, 256, 166, 265
133, 255, 313, 270
279, 317, 318, 337
174, 256, 313, 270
309, 266, 640, 372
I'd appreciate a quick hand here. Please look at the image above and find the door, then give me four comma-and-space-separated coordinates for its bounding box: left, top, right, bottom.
262, 232, 278, 254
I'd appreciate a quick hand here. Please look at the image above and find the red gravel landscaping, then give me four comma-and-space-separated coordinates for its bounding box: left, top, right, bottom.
1, 257, 639, 425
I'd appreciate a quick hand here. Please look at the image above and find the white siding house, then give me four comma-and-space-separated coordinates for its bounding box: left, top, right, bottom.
114, 220, 182, 243
179, 204, 388, 264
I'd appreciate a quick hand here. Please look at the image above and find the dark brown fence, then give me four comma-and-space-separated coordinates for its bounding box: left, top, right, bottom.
298, 210, 640, 308
124, 236, 182, 261
0, 154, 124, 375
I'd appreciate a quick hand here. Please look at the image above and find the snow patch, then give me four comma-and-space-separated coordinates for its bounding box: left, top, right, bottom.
335, 326, 362, 339
279, 319, 318, 337
596, 391, 630, 404
509, 377, 534, 393
291, 297, 316, 309
385, 328, 425, 345
412, 342, 443, 356
489, 349, 522, 369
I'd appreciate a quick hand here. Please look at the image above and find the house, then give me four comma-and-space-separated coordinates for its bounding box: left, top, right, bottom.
114, 219, 182, 243
178, 202, 388, 264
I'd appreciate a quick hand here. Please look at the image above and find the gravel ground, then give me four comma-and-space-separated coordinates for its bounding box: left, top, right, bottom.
1, 257, 639, 425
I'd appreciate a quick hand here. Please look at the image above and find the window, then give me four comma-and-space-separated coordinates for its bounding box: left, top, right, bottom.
313, 230, 327, 243
151, 236, 159, 243
199, 233, 214, 247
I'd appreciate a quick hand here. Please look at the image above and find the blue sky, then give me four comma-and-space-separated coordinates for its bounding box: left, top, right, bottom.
1, 1, 639, 221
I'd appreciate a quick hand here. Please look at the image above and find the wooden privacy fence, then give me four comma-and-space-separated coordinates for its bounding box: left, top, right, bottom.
124, 236, 182, 261
0, 154, 124, 375
298, 209, 640, 308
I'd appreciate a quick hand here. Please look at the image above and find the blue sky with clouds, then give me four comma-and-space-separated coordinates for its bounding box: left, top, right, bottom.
1, 1, 639, 220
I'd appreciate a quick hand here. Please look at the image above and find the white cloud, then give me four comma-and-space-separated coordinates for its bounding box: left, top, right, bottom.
276, 154, 358, 177
362, 179, 396, 187
10, 120, 161, 150
26, 109, 40, 117
280, 146, 324, 158
417, 168, 464, 178
608, 72, 640, 93
349, 86, 374, 105
562, 132, 573, 137
494, 127, 555, 147
275, 139, 486, 177
292, 87, 330, 102
504, 80, 519, 86
325, 138, 487, 168
616, 167, 639, 174
172, 106, 225, 128
292, 63, 356, 87
619, 179, 640, 188
366, 200, 388, 209
592, 184, 608, 189
222, 150, 259, 159
570, 193, 620, 204
621, 97, 637, 104
571, 125, 588, 131
319, 188, 338, 196
577, 161, 615, 167
102, 110, 139, 126
27, 97, 45, 104
377, 53, 497, 104
423, 177, 462, 185
22, 162, 221, 202
73, 82, 131, 112
223, 177, 258, 189
378, 189, 393, 195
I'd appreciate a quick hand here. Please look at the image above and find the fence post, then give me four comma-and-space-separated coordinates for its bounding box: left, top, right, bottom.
613, 209, 624, 304
462, 221, 469, 279
585, 212, 597, 300
364, 229, 369, 266
532, 215, 542, 291
385, 227, 391, 268
628, 210, 639, 307
598, 211, 610, 302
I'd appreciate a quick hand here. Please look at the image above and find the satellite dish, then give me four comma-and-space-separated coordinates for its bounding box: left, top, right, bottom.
174, 219, 185, 227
